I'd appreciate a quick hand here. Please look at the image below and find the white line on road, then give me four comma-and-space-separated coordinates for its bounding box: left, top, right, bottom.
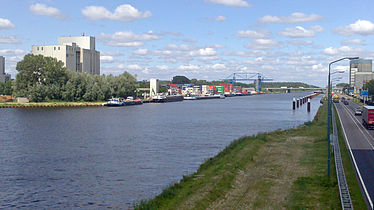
335, 103, 373, 209
341, 103, 374, 149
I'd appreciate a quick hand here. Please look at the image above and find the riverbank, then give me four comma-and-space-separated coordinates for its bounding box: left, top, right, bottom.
134, 102, 364, 209
0, 101, 105, 108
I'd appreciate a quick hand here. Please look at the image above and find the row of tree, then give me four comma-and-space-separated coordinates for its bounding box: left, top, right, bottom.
0, 80, 12, 95
11, 54, 137, 102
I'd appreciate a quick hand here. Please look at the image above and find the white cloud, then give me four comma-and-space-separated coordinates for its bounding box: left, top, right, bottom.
101, 51, 122, 56
215, 16, 227, 21
29, 3, 67, 20
334, 20, 374, 36
0, 18, 15, 29
167, 44, 196, 51
127, 64, 142, 70
0, 49, 26, 56
210, 63, 226, 69
259, 12, 322, 24
323, 46, 363, 55
208, 0, 251, 7
341, 39, 364, 45
133, 48, 149, 55
178, 64, 199, 70
245, 39, 280, 50
82, 4, 151, 22
287, 40, 313, 46
236, 30, 270, 38
208, 44, 225, 48
190, 47, 217, 56
156, 65, 169, 70
117, 64, 142, 70
0, 36, 20, 44
98, 31, 161, 47
279, 25, 323, 38
100, 55, 114, 63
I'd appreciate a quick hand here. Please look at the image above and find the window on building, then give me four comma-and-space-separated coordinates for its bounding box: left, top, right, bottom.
54, 47, 56, 50
37, 47, 39, 50
58, 47, 60, 50
41, 47, 43, 50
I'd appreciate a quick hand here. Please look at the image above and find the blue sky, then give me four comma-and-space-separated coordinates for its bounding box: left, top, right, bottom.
1, 0, 374, 86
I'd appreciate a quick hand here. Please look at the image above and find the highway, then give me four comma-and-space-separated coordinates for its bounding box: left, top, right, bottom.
334, 99, 374, 209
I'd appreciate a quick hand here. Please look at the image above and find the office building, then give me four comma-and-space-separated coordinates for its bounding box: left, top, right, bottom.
349, 59, 373, 92
0, 56, 11, 83
32, 34, 100, 75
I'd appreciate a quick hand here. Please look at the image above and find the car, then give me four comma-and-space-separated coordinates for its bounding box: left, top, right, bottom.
344, 101, 349, 105
355, 108, 362, 116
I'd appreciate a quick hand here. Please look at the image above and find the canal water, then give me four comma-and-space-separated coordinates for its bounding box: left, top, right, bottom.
0, 92, 322, 208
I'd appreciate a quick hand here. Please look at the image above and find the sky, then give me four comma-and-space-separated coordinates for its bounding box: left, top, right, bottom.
1, 0, 374, 87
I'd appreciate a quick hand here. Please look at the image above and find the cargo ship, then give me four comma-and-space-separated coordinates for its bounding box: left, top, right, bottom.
197, 94, 225, 100
123, 97, 143, 106
105, 97, 143, 106
152, 95, 184, 103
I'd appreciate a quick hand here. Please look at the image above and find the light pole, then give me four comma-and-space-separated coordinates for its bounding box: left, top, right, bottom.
327, 57, 359, 179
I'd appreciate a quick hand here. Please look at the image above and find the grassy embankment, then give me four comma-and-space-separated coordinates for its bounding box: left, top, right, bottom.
0, 101, 105, 108
135, 102, 365, 209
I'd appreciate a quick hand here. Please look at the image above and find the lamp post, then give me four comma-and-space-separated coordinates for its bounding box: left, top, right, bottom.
327, 57, 359, 179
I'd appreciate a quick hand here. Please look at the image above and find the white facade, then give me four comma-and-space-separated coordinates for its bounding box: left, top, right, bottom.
32, 35, 100, 75
0, 56, 11, 83
150, 78, 159, 97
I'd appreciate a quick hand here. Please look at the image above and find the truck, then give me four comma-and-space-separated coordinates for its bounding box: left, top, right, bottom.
362, 106, 374, 129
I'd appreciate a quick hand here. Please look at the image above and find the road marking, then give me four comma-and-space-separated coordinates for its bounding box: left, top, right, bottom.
341, 103, 374, 149
335, 103, 373, 209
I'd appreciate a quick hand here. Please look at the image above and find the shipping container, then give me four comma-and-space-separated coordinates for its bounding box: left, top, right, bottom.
215, 85, 224, 93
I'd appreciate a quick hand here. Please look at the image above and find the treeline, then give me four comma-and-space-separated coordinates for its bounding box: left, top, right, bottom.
12, 54, 136, 102
0, 80, 12, 95
261, 82, 318, 88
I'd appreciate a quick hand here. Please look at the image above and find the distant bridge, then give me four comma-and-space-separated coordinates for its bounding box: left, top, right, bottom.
266, 87, 326, 93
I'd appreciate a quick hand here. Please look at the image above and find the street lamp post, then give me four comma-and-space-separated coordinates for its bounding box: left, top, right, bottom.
327, 57, 359, 179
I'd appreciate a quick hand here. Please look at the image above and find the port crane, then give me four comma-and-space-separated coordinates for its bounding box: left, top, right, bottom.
222, 73, 273, 92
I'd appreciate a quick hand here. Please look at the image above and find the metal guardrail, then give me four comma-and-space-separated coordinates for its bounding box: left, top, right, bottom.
332, 104, 353, 209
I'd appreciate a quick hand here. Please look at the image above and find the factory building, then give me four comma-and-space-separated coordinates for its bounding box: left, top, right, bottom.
0, 56, 11, 83
32, 34, 100, 75
349, 59, 373, 92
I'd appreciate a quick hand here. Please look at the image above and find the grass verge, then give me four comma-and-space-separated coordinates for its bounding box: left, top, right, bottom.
0, 101, 105, 108
134, 102, 364, 209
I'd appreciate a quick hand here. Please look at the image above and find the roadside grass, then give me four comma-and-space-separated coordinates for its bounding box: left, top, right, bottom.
334, 107, 367, 208
0, 101, 105, 108
134, 102, 362, 209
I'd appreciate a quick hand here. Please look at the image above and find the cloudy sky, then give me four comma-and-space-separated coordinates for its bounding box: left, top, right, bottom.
1, 0, 374, 86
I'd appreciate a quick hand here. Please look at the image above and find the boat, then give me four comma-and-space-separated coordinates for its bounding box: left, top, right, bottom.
183, 94, 198, 100
105, 98, 124, 106
152, 94, 184, 103
123, 96, 143, 106
197, 94, 222, 100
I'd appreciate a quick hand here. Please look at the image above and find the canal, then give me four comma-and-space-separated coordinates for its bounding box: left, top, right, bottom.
0, 92, 322, 208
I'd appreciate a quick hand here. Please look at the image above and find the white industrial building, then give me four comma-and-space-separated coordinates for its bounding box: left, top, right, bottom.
32, 34, 100, 75
349, 59, 373, 92
0, 56, 11, 83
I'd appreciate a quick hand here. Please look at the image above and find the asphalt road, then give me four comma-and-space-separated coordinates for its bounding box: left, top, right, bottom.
334, 99, 374, 209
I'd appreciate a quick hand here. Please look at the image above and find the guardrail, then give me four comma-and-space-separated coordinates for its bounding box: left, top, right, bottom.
332, 104, 353, 209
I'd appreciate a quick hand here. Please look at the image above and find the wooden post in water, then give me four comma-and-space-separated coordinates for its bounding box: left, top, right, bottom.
307, 98, 311, 112
293, 97, 296, 110
297, 98, 299, 108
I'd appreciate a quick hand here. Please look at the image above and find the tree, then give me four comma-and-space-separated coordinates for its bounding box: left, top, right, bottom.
172, 75, 190, 84
15, 54, 68, 101
363, 80, 374, 97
